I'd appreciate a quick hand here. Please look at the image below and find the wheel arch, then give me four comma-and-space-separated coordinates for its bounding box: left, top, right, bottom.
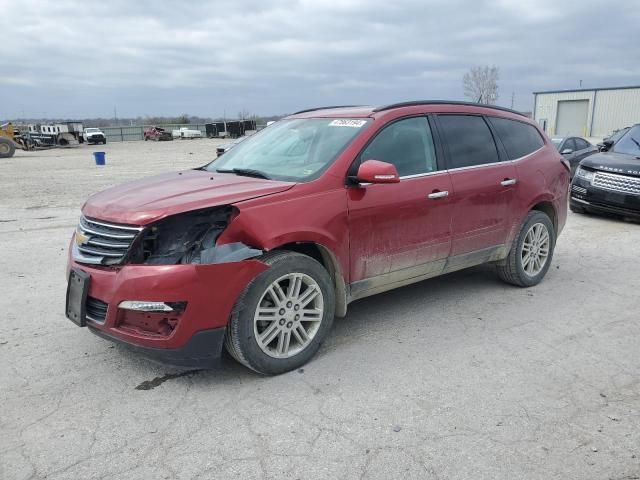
530, 200, 557, 234
272, 242, 348, 318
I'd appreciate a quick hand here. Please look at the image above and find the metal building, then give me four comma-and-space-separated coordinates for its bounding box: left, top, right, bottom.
533, 85, 640, 138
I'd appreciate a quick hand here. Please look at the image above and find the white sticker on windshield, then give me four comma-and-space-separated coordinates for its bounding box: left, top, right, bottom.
329, 119, 367, 128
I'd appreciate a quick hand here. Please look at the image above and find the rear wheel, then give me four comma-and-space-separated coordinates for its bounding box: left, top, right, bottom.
225, 251, 335, 375
0, 137, 16, 158
497, 210, 555, 287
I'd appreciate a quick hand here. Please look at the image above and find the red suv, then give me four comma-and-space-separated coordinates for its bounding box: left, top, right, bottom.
66, 101, 569, 374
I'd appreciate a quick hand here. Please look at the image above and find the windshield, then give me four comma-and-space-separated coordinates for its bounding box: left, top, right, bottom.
612, 125, 640, 156
207, 118, 371, 181
551, 138, 563, 150
607, 127, 629, 143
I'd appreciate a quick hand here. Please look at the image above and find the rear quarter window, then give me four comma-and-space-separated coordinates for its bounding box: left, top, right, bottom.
488, 117, 545, 160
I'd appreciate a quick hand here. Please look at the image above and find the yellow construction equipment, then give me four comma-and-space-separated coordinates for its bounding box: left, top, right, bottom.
0, 123, 34, 158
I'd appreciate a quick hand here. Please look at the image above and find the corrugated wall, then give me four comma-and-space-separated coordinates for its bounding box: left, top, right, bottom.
591, 89, 640, 137
534, 88, 640, 138
534, 91, 595, 137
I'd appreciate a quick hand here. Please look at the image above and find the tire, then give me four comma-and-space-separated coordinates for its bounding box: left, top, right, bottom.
0, 137, 16, 158
225, 251, 335, 375
144, 137, 148, 141
103, 139, 107, 144
496, 210, 556, 287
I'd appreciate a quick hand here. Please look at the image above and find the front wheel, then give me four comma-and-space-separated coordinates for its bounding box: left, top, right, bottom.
0, 137, 16, 158
496, 210, 555, 287
225, 251, 335, 375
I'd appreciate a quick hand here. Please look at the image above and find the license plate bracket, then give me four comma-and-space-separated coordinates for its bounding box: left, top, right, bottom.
66, 269, 90, 327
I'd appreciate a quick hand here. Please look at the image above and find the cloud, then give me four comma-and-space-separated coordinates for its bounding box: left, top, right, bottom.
0, 0, 638, 118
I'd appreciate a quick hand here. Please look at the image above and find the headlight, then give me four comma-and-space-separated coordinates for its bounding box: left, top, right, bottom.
134, 207, 234, 265
576, 166, 595, 182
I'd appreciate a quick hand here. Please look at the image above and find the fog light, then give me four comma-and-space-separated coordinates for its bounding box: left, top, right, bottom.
118, 301, 185, 312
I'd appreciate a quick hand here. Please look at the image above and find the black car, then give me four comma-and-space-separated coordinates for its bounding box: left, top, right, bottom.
215, 136, 249, 157
551, 136, 597, 176
597, 126, 631, 152
570, 124, 640, 219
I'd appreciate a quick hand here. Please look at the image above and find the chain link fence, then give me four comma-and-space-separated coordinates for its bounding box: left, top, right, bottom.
101, 124, 208, 142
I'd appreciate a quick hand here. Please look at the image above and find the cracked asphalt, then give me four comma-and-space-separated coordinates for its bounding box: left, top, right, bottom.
1, 141, 639, 479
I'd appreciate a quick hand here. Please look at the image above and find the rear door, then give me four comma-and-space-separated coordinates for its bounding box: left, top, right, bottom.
347, 116, 453, 289
435, 114, 518, 256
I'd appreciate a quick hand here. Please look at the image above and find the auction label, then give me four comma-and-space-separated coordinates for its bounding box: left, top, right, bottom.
328, 119, 367, 128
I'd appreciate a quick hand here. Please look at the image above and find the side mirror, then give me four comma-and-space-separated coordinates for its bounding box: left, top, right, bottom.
561, 148, 573, 155
354, 160, 400, 184
600, 139, 614, 151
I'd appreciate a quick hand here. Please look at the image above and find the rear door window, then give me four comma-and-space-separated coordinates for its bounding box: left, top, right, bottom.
437, 115, 500, 168
488, 116, 545, 160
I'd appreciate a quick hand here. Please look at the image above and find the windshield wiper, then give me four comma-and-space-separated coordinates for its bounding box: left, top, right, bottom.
630, 137, 640, 150
215, 168, 271, 180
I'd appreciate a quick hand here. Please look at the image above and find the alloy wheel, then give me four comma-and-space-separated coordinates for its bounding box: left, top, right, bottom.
253, 273, 324, 359
521, 222, 550, 277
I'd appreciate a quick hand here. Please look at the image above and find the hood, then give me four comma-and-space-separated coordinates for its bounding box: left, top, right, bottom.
82, 169, 295, 225
581, 152, 640, 178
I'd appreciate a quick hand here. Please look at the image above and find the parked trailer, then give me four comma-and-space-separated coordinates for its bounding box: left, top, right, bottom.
27, 122, 84, 146
172, 127, 203, 139
206, 120, 257, 138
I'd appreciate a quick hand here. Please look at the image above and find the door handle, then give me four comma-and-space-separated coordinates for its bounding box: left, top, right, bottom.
500, 179, 517, 186
427, 190, 449, 199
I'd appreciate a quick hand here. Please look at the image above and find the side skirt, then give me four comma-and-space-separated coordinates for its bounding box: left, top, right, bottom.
348, 245, 508, 303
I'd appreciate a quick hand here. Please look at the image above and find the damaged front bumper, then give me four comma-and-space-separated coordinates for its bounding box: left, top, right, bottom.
66, 249, 269, 367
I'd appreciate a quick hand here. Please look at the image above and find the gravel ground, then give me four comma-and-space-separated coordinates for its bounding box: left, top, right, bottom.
1, 140, 639, 480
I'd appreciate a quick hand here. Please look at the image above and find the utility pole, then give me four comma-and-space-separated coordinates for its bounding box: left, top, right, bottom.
114, 106, 118, 125
223, 109, 227, 137
510, 91, 515, 109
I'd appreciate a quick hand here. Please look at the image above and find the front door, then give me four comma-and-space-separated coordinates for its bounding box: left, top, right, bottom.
347, 116, 453, 298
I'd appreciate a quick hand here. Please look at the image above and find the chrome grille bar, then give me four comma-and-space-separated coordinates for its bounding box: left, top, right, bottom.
74, 215, 143, 265
592, 171, 640, 195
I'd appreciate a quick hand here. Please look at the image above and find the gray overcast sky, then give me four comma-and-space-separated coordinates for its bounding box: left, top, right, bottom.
1, 0, 638, 119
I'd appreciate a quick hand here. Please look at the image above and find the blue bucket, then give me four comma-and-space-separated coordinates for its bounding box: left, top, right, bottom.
93, 151, 106, 166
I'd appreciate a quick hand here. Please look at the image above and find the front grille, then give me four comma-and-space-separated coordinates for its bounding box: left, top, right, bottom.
86, 296, 108, 323
75, 215, 143, 265
572, 185, 587, 195
592, 171, 640, 195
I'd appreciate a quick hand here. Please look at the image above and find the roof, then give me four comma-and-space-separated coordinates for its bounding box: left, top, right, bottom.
288, 101, 526, 119
533, 85, 640, 95
372, 100, 526, 117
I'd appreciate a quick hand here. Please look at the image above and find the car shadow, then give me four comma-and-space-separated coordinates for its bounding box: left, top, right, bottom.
115, 263, 508, 387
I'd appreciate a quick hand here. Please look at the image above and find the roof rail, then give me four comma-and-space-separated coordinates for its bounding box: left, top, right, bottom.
292, 105, 365, 115
372, 100, 526, 117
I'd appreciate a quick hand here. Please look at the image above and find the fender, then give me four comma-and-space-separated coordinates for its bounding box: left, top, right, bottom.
217, 210, 350, 317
